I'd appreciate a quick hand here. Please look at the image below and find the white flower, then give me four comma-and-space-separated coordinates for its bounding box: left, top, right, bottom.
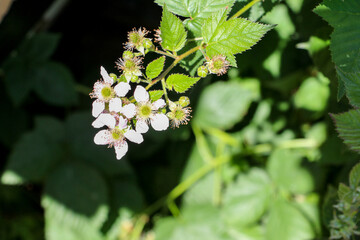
123, 85, 169, 133
91, 66, 132, 117
94, 115, 143, 160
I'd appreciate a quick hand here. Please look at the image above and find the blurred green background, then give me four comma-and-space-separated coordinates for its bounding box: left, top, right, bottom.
0, 0, 358, 239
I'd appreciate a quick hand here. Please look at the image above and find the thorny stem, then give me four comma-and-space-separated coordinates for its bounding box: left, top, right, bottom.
161, 78, 170, 105
154, 49, 176, 59
229, 0, 261, 20
145, 45, 201, 90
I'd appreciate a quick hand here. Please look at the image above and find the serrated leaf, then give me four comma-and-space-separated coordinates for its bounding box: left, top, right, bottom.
166, 74, 200, 93
332, 109, 360, 152
160, 7, 187, 52
349, 163, 360, 189
146, 56, 165, 80
34, 62, 78, 106
202, 9, 274, 65
337, 70, 360, 108
194, 81, 254, 130
149, 90, 164, 101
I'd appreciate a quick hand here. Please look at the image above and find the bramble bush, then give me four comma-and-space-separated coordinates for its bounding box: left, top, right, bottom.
0, 0, 359, 239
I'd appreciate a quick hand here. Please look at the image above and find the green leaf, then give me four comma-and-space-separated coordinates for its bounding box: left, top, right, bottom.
149, 90, 164, 102
222, 168, 272, 226
336, 70, 360, 108
166, 74, 200, 93
267, 148, 314, 194
293, 76, 330, 112
265, 200, 318, 240
18, 33, 61, 62
42, 162, 109, 231
146, 56, 165, 80
194, 81, 254, 130
160, 6, 187, 52
34, 116, 65, 142
202, 9, 274, 65
332, 109, 360, 152
349, 163, 360, 189
34, 62, 78, 106
1, 130, 63, 185
225, 225, 264, 240
338, 183, 352, 204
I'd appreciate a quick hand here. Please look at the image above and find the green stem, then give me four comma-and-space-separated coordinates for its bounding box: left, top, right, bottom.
229, 0, 261, 20
192, 123, 213, 163
213, 143, 225, 206
154, 49, 176, 59
187, 37, 204, 42
130, 215, 148, 240
145, 45, 201, 90
167, 200, 181, 217
161, 78, 170, 105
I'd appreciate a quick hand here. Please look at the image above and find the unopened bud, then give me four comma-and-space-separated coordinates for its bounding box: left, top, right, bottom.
143, 38, 153, 49
197, 65, 208, 78
178, 96, 190, 107
130, 75, 139, 83
109, 73, 118, 82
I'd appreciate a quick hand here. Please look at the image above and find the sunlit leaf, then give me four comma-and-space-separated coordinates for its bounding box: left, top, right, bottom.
166, 74, 200, 93
146, 56, 165, 80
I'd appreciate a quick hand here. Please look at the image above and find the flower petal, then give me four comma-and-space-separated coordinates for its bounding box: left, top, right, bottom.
92, 100, 105, 117
94, 129, 110, 145
118, 116, 128, 129
134, 85, 149, 103
135, 119, 149, 133
124, 129, 144, 144
109, 98, 122, 112
115, 141, 128, 160
150, 113, 169, 131
114, 82, 131, 97
152, 99, 166, 110
121, 103, 136, 119
100, 66, 114, 85
92, 113, 116, 128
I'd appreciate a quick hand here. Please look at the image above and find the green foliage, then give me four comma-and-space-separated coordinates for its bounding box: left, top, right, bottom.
203, 9, 274, 66
166, 73, 200, 93
159, 6, 187, 52
332, 110, 360, 153
146, 56, 165, 80
194, 81, 254, 129
149, 90, 164, 101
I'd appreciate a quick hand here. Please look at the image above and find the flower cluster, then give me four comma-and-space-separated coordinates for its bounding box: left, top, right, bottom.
90, 28, 193, 160
90, 65, 169, 160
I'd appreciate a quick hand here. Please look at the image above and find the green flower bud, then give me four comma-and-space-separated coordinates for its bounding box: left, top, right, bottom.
123, 51, 134, 60
130, 75, 139, 83
197, 65, 208, 78
109, 73, 118, 82
178, 96, 190, 107
143, 38, 153, 49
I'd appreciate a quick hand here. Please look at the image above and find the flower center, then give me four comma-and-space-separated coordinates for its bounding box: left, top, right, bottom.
124, 59, 136, 71
175, 109, 185, 120
129, 32, 141, 45
111, 128, 124, 141
138, 104, 152, 119
101, 86, 113, 99
213, 59, 224, 70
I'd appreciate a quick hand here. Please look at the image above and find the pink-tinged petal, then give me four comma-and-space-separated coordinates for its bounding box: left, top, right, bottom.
152, 99, 166, 110
124, 129, 143, 144
135, 119, 149, 133
92, 113, 116, 128
94, 129, 111, 145
121, 103, 136, 119
134, 85, 149, 103
118, 116, 128, 129
100, 66, 114, 85
92, 100, 105, 117
114, 82, 131, 97
109, 98, 122, 112
115, 141, 128, 160
151, 113, 169, 131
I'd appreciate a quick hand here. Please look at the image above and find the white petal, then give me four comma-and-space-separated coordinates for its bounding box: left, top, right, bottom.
118, 116, 128, 129
100, 66, 114, 85
151, 113, 169, 131
92, 100, 105, 117
121, 103, 136, 119
92, 113, 116, 128
109, 98, 122, 112
115, 141, 128, 160
134, 85, 149, 103
135, 119, 149, 133
152, 99, 166, 110
124, 130, 144, 144
114, 82, 131, 97
94, 130, 110, 145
